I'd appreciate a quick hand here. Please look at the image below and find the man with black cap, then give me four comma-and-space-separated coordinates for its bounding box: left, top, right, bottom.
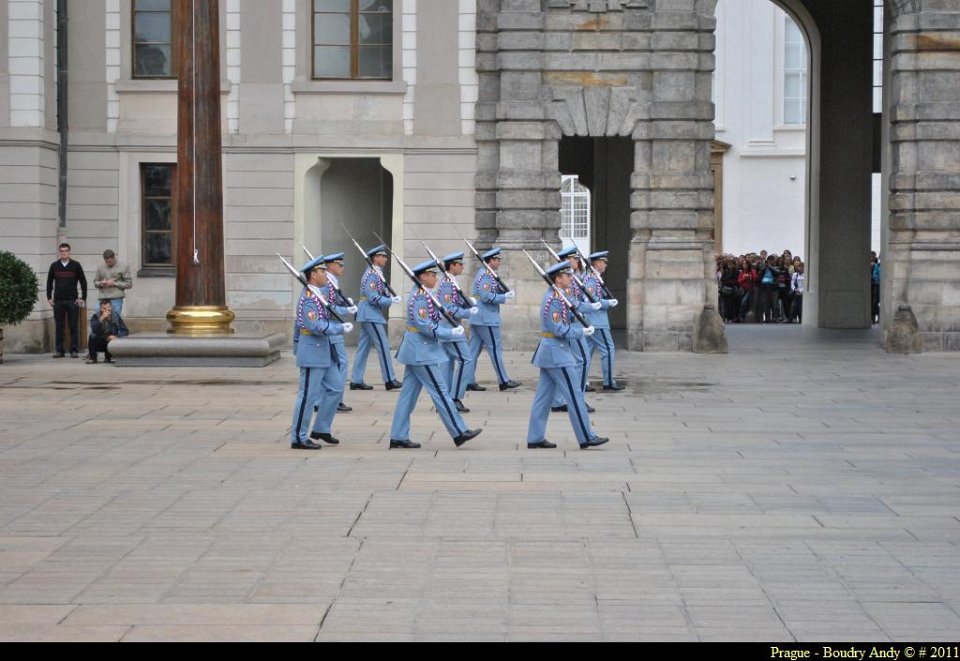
291, 256, 353, 450
527, 261, 609, 450
350, 244, 403, 391
437, 252, 478, 412
388, 259, 482, 449
460, 247, 521, 392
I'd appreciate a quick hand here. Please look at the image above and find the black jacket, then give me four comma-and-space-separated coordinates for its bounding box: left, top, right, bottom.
46, 259, 88, 301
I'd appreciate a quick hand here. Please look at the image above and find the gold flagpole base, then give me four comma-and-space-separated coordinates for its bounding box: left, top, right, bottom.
166, 305, 236, 336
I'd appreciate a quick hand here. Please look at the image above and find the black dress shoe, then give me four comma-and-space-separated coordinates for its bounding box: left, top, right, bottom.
291, 440, 322, 450
453, 429, 482, 447
85, 357, 97, 364
389, 439, 421, 449
104, 358, 115, 364
337, 403, 352, 412
53, 352, 65, 358
310, 432, 340, 445
580, 437, 609, 449
551, 405, 568, 413
586, 404, 596, 413
453, 399, 470, 413
602, 383, 625, 392
350, 382, 373, 390
385, 380, 403, 390
465, 383, 486, 392
585, 384, 596, 393
527, 440, 557, 449
499, 380, 521, 391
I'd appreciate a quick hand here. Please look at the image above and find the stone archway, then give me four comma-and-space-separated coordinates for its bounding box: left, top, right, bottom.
476, 0, 959, 352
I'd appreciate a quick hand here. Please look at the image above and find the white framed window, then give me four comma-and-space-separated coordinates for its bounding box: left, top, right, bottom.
560, 175, 591, 256
782, 15, 807, 126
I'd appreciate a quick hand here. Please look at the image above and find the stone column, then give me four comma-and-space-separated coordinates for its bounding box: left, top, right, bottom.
629, 0, 717, 351
167, 0, 235, 335
477, 0, 557, 349
885, 0, 960, 351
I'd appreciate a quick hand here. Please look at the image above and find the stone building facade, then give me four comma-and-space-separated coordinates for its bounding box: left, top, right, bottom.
1, 0, 958, 353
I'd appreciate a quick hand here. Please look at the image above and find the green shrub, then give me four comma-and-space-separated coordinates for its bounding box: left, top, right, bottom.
0, 251, 39, 327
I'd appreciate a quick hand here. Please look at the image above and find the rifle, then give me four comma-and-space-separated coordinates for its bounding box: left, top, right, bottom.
536, 238, 598, 304
370, 232, 461, 328
522, 250, 590, 327
418, 239, 473, 308
339, 223, 398, 298
455, 228, 511, 294
300, 242, 354, 307
276, 253, 345, 323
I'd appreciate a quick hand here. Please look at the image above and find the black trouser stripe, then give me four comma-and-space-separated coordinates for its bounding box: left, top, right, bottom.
560, 367, 590, 441
451, 343, 465, 395
602, 329, 613, 385
295, 368, 312, 440
425, 365, 464, 435
487, 327, 507, 383
373, 324, 394, 380
576, 340, 587, 390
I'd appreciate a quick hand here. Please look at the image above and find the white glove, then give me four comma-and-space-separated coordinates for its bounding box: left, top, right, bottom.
342, 322, 354, 334
391, 295, 402, 304
346, 297, 354, 306
582, 325, 596, 337
469, 297, 478, 306
346, 305, 358, 314
590, 301, 602, 311
504, 291, 516, 300
607, 298, 619, 308
451, 326, 465, 337
468, 307, 479, 316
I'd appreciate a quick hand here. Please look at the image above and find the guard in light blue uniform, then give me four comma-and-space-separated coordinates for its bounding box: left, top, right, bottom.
583, 250, 623, 391
291, 257, 350, 449
527, 262, 609, 450
460, 247, 521, 392
350, 244, 402, 390
437, 252, 478, 412
323, 253, 359, 412
551, 247, 601, 410
388, 260, 483, 449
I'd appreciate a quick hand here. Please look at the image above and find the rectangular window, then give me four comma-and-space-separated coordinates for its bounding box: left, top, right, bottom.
313, 0, 393, 80
141, 164, 176, 269
133, 0, 175, 78
783, 16, 807, 125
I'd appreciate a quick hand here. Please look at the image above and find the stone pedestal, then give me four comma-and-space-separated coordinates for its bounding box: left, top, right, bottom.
109, 333, 285, 367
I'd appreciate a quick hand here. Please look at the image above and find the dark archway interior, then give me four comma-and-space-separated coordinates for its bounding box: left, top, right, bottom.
559, 136, 633, 331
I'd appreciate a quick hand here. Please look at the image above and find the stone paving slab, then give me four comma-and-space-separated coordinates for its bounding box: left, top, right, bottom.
0, 327, 958, 640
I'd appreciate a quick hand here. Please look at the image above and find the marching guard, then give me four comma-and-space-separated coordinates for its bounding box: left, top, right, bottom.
583, 251, 624, 391
323, 253, 359, 412
526, 261, 609, 449
351, 244, 403, 391
388, 260, 483, 449
461, 248, 521, 392
551, 246, 601, 413
438, 252, 478, 412
290, 256, 353, 449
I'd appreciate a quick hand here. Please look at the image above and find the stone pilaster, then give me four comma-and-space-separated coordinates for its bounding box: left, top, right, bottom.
886, 1, 960, 352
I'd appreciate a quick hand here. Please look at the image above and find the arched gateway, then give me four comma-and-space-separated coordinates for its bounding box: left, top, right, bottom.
476, 0, 959, 353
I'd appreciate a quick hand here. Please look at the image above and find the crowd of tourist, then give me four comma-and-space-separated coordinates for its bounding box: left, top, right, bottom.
715, 250, 805, 324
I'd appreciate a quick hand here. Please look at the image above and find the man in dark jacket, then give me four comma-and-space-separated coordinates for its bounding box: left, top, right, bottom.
46, 243, 87, 358
86, 300, 126, 364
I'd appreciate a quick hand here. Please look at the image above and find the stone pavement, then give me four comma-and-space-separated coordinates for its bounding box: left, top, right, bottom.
0, 326, 958, 641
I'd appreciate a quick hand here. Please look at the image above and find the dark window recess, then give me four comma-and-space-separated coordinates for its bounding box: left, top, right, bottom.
141, 163, 176, 270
